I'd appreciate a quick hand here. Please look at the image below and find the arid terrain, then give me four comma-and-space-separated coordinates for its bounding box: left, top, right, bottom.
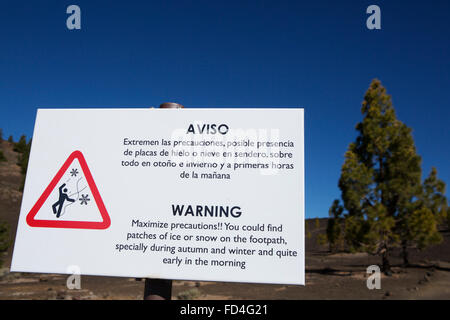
1, 139, 449, 300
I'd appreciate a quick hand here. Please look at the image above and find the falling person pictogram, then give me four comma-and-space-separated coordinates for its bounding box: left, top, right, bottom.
51, 165, 91, 218
52, 183, 76, 218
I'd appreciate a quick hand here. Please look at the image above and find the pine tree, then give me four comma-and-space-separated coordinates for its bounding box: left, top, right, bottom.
11, 135, 32, 190
422, 168, 448, 224
317, 234, 328, 246
399, 168, 448, 265
305, 221, 312, 239
14, 135, 27, 154
17, 138, 31, 175
326, 199, 344, 252
332, 79, 423, 273
17, 138, 32, 191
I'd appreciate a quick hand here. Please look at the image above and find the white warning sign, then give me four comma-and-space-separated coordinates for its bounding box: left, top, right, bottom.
12, 108, 304, 285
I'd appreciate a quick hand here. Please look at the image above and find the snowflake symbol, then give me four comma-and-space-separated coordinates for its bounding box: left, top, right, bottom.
70, 168, 79, 177
79, 194, 90, 205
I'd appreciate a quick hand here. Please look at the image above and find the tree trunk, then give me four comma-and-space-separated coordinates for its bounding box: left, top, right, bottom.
381, 247, 392, 275
401, 240, 409, 267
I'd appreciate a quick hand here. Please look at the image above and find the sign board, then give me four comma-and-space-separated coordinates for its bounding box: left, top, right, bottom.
11, 108, 305, 285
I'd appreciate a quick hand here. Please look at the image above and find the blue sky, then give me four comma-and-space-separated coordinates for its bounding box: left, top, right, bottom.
1, 1, 449, 218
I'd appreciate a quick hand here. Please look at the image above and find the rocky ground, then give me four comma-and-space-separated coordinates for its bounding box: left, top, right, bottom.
1, 139, 450, 300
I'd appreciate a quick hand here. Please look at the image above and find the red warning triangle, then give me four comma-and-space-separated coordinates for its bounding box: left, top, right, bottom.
26, 150, 111, 229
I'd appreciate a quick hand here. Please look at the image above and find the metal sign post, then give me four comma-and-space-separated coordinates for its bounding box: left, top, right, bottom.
143, 102, 184, 300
